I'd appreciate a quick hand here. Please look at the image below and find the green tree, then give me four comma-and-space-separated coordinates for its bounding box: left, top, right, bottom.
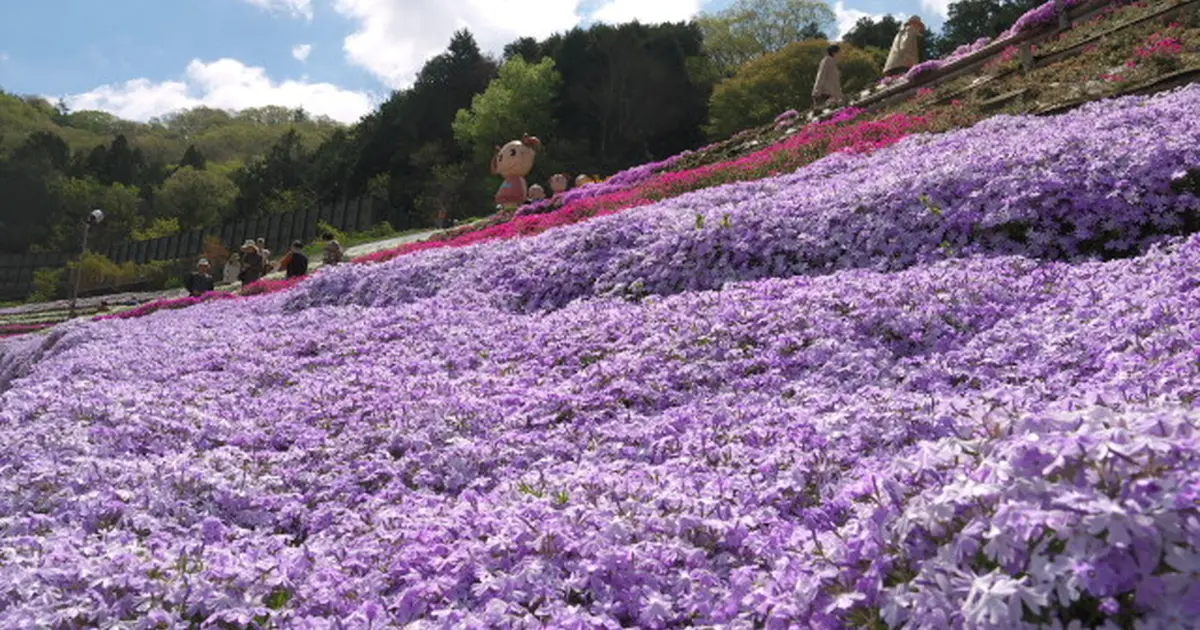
452, 56, 562, 163
937, 0, 1042, 56
0, 159, 58, 252
14, 131, 71, 173
536, 22, 714, 173
843, 15, 902, 51
706, 40, 879, 139
48, 177, 141, 250
503, 37, 543, 63
697, 0, 837, 73
157, 166, 237, 229
131, 217, 182, 241
179, 144, 207, 170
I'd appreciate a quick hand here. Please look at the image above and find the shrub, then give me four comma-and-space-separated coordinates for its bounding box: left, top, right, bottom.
29, 268, 65, 302
202, 235, 231, 271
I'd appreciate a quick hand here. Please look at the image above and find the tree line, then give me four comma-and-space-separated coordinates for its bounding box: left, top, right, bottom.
0, 0, 1037, 256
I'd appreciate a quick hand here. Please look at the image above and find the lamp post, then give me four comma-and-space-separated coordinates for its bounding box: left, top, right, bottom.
68, 208, 104, 317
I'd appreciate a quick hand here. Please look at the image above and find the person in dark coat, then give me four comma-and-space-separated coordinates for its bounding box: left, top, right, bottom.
277, 240, 309, 279
238, 241, 265, 286
184, 258, 216, 297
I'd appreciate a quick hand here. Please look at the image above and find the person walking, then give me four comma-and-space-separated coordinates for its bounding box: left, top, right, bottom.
184, 258, 216, 297
223, 252, 241, 285
884, 16, 927, 76
277, 240, 309, 279
322, 233, 344, 266
238, 240, 265, 286
812, 44, 846, 107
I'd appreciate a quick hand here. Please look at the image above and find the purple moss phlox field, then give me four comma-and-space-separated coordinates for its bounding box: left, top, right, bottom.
287, 87, 1200, 314
0, 89, 1198, 627
515, 154, 683, 218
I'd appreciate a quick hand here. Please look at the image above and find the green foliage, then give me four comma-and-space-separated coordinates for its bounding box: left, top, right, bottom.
0, 94, 337, 168
367, 173, 391, 200
1, 22, 717, 257
316, 220, 347, 246
534, 22, 714, 174
697, 0, 836, 73
178, 144, 207, 170
157, 166, 237, 229
415, 162, 486, 227
68, 251, 131, 293
30, 268, 66, 302
55, 253, 184, 297
453, 56, 562, 164
131, 217, 182, 241
261, 188, 317, 216
706, 41, 880, 139
46, 176, 142, 251
843, 15, 903, 52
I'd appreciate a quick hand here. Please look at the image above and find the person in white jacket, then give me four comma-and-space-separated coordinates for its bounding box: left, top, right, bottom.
885, 16, 927, 76
223, 253, 241, 285
812, 44, 846, 107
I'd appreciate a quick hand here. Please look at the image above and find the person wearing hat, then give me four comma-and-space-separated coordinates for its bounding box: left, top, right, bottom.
184, 258, 216, 297
884, 16, 927, 76
238, 240, 265, 286
276, 240, 309, 279
322, 233, 344, 266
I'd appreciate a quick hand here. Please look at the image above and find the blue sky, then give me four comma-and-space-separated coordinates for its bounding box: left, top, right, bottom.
0, 0, 944, 124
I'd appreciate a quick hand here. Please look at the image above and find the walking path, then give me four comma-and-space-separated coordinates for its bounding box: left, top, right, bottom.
0, 228, 441, 321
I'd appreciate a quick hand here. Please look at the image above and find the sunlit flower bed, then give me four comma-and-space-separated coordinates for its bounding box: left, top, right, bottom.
290, 87, 1199, 314
355, 109, 929, 267
0, 85, 1198, 627
2, 236, 1199, 627
95, 291, 237, 321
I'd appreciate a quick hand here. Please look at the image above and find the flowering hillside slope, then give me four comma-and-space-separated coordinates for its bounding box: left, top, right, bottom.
0, 90, 1199, 628
287, 87, 1199, 314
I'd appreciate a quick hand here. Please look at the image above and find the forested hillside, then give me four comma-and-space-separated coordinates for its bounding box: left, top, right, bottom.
0, 0, 1051, 257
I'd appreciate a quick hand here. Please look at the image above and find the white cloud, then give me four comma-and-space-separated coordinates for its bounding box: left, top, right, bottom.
330, 0, 710, 89
332, 0, 584, 89
292, 44, 313, 61
921, 0, 954, 19
62, 58, 375, 124
590, 0, 702, 25
831, 0, 890, 39
242, 0, 314, 20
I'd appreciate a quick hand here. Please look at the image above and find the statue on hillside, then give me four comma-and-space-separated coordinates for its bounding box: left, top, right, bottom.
884, 16, 927, 76
492, 134, 541, 210
528, 184, 546, 202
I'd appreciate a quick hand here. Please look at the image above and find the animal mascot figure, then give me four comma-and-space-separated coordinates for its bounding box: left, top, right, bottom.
492, 134, 541, 210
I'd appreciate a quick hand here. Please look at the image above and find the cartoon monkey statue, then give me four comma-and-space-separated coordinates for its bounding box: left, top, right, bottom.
492, 134, 541, 210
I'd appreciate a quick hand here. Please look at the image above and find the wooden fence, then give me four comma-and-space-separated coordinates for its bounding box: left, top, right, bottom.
0, 196, 394, 302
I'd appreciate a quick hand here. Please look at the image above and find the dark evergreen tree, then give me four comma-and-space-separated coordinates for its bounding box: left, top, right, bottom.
843, 15, 902, 51
179, 144, 207, 170
936, 0, 1043, 55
